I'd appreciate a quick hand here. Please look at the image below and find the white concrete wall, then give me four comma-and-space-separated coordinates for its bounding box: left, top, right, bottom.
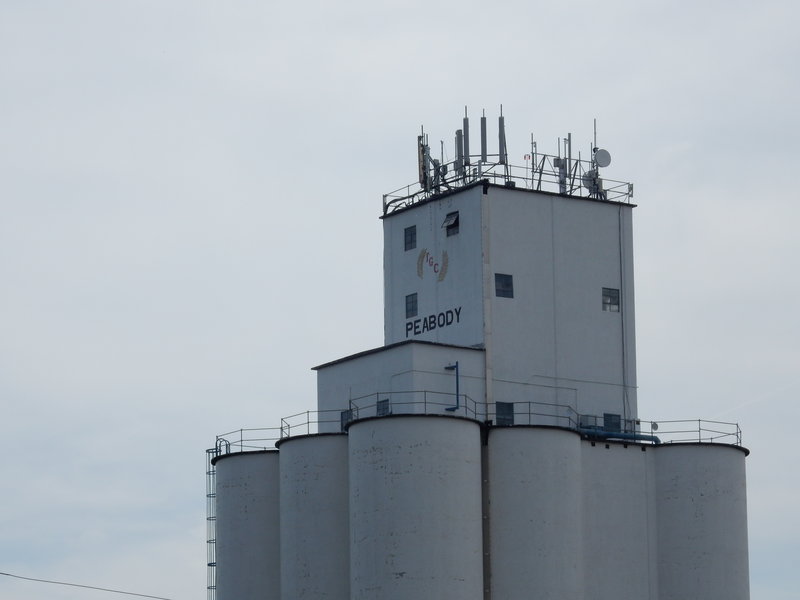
348, 416, 484, 600
214, 451, 280, 600
382, 185, 637, 422
315, 342, 486, 431
581, 439, 658, 599
383, 185, 485, 347
488, 427, 584, 600
278, 434, 349, 600
654, 444, 750, 600
486, 188, 637, 422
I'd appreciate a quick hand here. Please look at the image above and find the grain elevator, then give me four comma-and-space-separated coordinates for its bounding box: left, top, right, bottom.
206, 110, 750, 600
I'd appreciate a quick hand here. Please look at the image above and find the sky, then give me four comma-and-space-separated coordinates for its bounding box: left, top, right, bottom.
1, 1, 797, 598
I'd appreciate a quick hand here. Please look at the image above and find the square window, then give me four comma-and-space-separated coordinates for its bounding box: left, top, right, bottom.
405, 293, 418, 318
603, 412, 622, 432
442, 211, 459, 236
495, 273, 514, 298
602, 287, 620, 312
496, 401, 515, 426
404, 225, 416, 251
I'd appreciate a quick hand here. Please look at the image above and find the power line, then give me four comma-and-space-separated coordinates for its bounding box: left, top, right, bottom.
0, 570, 174, 600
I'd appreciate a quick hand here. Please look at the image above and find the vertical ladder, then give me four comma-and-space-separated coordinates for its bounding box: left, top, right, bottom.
205, 447, 218, 600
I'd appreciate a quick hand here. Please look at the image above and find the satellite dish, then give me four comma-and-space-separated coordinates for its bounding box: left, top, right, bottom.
651, 422, 659, 431
594, 148, 612, 168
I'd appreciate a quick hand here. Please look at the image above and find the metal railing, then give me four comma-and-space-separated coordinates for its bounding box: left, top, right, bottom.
280, 409, 344, 438
212, 426, 282, 454
209, 398, 744, 455
486, 399, 581, 429
347, 390, 484, 422
383, 153, 633, 215
205, 395, 742, 596
638, 419, 743, 446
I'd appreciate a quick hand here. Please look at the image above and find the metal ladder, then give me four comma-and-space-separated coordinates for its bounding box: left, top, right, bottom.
205, 447, 218, 600
206, 439, 230, 600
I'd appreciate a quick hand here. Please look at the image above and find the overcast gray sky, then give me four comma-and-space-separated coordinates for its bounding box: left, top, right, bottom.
1, 1, 797, 598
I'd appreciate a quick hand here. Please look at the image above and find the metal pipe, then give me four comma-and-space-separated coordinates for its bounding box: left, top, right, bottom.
577, 429, 661, 444
445, 361, 460, 411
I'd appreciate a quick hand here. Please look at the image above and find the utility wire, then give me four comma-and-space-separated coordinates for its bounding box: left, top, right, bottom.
0, 570, 174, 600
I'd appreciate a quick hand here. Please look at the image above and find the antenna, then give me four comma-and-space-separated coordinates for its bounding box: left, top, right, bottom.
455, 129, 464, 177
463, 107, 470, 166
567, 132, 572, 191
401, 108, 627, 207
417, 128, 429, 191
592, 118, 612, 168
498, 105, 507, 165
480, 109, 487, 163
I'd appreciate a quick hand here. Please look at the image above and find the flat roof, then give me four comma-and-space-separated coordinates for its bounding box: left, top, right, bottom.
312, 339, 485, 371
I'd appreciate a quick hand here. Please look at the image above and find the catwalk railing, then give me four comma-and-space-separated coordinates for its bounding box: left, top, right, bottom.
383, 153, 634, 215
206, 394, 742, 597
209, 394, 743, 455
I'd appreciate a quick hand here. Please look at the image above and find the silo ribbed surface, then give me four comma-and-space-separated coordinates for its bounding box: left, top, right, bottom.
654, 444, 750, 600
348, 415, 483, 600
487, 426, 583, 600
214, 450, 280, 600
278, 434, 349, 600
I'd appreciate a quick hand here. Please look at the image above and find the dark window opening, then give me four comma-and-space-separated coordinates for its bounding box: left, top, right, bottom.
377, 398, 391, 416
442, 211, 459, 236
405, 293, 418, 318
602, 287, 620, 312
404, 225, 416, 251
496, 402, 515, 426
603, 413, 621, 432
495, 273, 514, 298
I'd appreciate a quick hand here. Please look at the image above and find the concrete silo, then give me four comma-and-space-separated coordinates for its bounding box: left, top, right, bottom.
487, 426, 584, 599
213, 451, 280, 600
277, 433, 350, 600
655, 443, 750, 600
348, 415, 484, 600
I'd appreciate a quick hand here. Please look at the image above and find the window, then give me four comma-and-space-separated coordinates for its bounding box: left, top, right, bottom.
602, 287, 620, 312
442, 211, 459, 236
376, 398, 392, 416
495, 273, 514, 298
603, 413, 622, 433
404, 225, 416, 251
496, 402, 515, 426
405, 293, 418, 318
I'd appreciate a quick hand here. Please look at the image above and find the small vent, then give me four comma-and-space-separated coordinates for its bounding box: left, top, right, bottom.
442, 211, 459, 236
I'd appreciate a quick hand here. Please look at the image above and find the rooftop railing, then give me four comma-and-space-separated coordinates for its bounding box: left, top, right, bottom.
383, 153, 634, 215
